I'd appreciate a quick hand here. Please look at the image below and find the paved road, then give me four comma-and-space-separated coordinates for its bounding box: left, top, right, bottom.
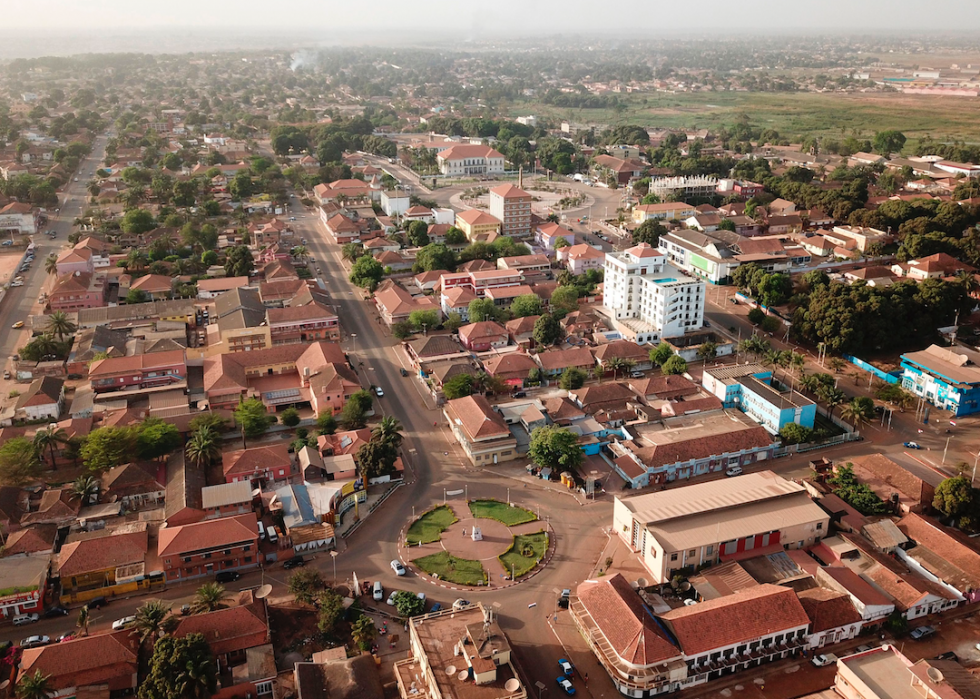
0, 134, 109, 369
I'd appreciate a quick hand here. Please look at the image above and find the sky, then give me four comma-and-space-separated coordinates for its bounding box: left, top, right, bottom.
5, 0, 980, 34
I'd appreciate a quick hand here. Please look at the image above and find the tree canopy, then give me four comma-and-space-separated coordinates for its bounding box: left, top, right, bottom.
528, 425, 583, 473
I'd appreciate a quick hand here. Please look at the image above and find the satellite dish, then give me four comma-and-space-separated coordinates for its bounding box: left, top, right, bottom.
927, 668, 945, 683
255, 584, 273, 599
679, 581, 692, 592
458, 671, 469, 681
445, 666, 457, 676
637, 577, 648, 588
630, 580, 640, 590
505, 679, 521, 692
0, 679, 10, 690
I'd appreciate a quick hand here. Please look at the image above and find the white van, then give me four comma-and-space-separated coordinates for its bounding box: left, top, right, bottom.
257, 521, 265, 540
373, 581, 384, 601
267, 525, 279, 544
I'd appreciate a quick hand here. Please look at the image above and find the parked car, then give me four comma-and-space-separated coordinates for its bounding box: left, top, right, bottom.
112, 616, 137, 631
811, 653, 838, 667
374, 386, 385, 397
904, 442, 922, 450
56, 634, 74, 643
935, 651, 958, 661
556, 676, 576, 695
512, 391, 527, 398
283, 557, 306, 570
452, 599, 471, 611
430, 603, 442, 613
215, 570, 241, 583
373, 581, 384, 601
725, 466, 743, 477
3, 371, 9, 380
20, 635, 50, 648
43, 606, 69, 618
557, 589, 571, 609
391, 560, 406, 576
13, 613, 39, 626
559, 659, 574, 677
88, 596, 107, 609
180, 604, 191, 616
386, 590, 399, 606
910, 626, 936, 640
400, 367, 409, 377
11, 321, 24, 329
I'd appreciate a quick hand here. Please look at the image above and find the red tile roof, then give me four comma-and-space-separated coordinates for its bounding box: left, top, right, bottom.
444, 395, 510, 441
58, 529, 148, 577
661, 584, 810, 656
796, 588, 862, 633
576, 575, 680, 665
174, 598, 269, 657
158, 513, 258, 558
222, 444, 292, 478
19, 630, 138, 692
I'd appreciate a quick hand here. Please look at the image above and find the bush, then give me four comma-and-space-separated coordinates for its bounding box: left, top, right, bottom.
748, 307, 765, 325
280, 407, 301, 427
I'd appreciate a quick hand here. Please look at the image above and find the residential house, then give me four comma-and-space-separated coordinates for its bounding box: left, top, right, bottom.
815, 566, 895, 626
100, 462, 166, 510
444, 395, 518, 466
375, 281, 442, 327
268, 301, 340, 344
18, 631, 139, 697
592, 340, 652, 375
455, 209, 501, 243
797, 587, 863, 648
199, 276, 252, 299
66, 326, 128, 376
535, 347, 595, 377
893, 253, 976, 281
201, 481, 255, 520
89, 350, 186, 393
845, 455, 937, 514
165, 451, 206, 526
48, 272, 107, 311
222, 444, 295, 485
174, 591, 270, 665
701, 364, 816, 434
56, 524, 151, 605
21, 489, 80, 527
612, 471, 828, 584
559, 243, 605, 275
158, 512, 260, 581
130, 273, 173, 300
274, 483, 338, 553
2, 524, 56, 558
505, 315, 539, 347
14, 376, 64, 421
632, 202, 697, 224
458, 321, 509, 351
827, 226, 892, 253
497, 254, 550, 274
483, 353, 538, 386
593, 155, 647, 185
535, 222, 577, 251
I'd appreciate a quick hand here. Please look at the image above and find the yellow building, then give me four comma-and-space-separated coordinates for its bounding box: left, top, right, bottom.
456, 209, 502, 243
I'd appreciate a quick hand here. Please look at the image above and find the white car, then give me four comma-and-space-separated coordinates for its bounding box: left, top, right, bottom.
386, 591, 399, 606
112, 615, 137, 631
452, 599, 471, 611
391, 560, 406, 576
374, 386, 384, 397
725, 466, 743, 477
812, 653, 838, 667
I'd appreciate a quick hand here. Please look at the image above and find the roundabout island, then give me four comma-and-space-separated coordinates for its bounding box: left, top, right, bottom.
401, 498, 552, 589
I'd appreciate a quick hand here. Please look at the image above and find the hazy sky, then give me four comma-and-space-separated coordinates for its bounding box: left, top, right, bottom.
5, 0, 980, 33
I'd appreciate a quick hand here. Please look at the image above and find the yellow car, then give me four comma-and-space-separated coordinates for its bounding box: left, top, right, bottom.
11, 321, 24, 329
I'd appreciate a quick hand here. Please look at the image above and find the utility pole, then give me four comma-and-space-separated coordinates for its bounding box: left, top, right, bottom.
943, 436, 951, 465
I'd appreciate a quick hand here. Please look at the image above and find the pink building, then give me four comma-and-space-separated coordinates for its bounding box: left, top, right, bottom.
88, 350, 187, 394
559, 244, 605, 275
48, 272, 107, 311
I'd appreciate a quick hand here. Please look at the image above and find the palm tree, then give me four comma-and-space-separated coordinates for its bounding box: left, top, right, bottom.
185, 427, 220, 469
76, 605, 90, 636
17, 670, 51, 699
841, 398, 875, 427
799, 373, 821, 395
191, 582, 228, 614
33, 428, 68, 471
69, 474, 99, 505
174, 652, 216, 699
125, 249, 148, 271
292, 245, 310, 262
372, 416, 403, 448
828, 356, 846, 373
623, 358, 637, 376
818, 386, 847, 419
46, 311, 76, 341
44, 253, 58, 276
606, 356, 626, 379
132, 600, 176, 646
956, 270, 980, 297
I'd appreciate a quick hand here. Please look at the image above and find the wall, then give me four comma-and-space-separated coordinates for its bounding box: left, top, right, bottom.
844, 355, 901, 385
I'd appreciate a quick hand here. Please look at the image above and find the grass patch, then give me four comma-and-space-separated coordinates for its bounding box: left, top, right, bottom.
412, 551, 487, 586
468, 499, 537, 526
406, 505, 457, 545
499, 530, 549, 579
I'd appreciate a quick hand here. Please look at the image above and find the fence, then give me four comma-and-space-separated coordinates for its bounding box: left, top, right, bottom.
843, 354, 901, 385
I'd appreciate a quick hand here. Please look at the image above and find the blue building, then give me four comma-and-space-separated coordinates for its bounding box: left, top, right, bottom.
702, 363, 816, 434
901, 344, 980, 417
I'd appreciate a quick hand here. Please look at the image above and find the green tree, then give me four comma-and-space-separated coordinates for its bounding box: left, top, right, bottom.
761, 316, 782, 334
69, 474, 99, 505
45, 311, 76, 341
696, 341, 718, 361
661, 355, 688, 375
32, 427, 67, 471
280, 407, 301, 428
316, 589, 346, 634
648, 342, 674, 367
414, 243, 457, 272
632, 219, 666, 246
125, 289, 150, 305
828, 464, 888, 515
288, 568, 325, 604
933, 475, 976, 523
235, 398, 275, 440
392, 590, 426, 618
872, 130, 907, 156
529, 425, 584, 473
132, 600, 177, 646
120, 208, 155, 235
778, 423, 813, 445
351, 615, 377, 651
340, 390, 373, 429
136, 418, 182, 460
391, 322, 414, 340
559, 367, 588, 390
372, 416, 404, 448
443, 312, 463, 332
510, 294, 543, 318
443, 374, 476, 400
468, 298, 498, 323
224, 245, 254, 277
185, 427, 220, 469
409, 309, 439, 332
747, 307, 766, 325
81, 426, 138, 472
841, 396, 875, 426
191, 582, 228, 614
355, 439, 399, 479
317, 410, 338, 435
533, 313, 562, 346
406, 220, 430, 247
550, 286, 580, 315
76, 605, 90, 637
444, 227, 467, 245
139, 633, 217, 699
17, 670, 52, 699
349, 255, 384, 290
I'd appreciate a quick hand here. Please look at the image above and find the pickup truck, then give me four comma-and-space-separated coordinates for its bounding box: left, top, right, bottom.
812, 653, 838, 667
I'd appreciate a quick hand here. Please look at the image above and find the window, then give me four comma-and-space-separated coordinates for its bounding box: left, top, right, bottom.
688, 549, 695, 557
670, 553, 678, 561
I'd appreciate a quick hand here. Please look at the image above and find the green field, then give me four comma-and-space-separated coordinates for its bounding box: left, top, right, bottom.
510, 91, 980, 145
468, 499, 538, 526
499, 531, 549, 579
406, 505, 457, 545
412, 551, 487, 586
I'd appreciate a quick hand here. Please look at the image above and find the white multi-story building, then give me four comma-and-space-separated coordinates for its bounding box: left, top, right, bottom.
436, 144, 506, 177
603, 243, 705, 344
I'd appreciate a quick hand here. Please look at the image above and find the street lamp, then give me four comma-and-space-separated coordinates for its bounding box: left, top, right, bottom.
351, 333, 357, 353
330, 550, 339, 582
535, 682, 546, 699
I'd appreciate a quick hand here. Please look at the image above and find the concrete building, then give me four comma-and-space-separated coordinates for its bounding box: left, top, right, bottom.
701, 364, 816, 434
835, 646, 980, 699
613, 471, 829, 584
443, 395, 518, 466
649, 176, 717, 200
489, 184, 532, 237
603, 243, 705, 344
901, 344, 980, 416
158, 513, 259, 582
437, 144, 506, 177
632, 202, 697, 224
455, 209, 502, 243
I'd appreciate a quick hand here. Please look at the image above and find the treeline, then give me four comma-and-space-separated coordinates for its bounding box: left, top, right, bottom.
542, 90, 623, 109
